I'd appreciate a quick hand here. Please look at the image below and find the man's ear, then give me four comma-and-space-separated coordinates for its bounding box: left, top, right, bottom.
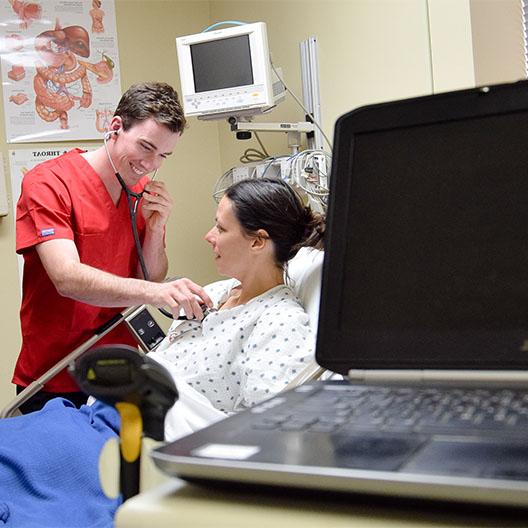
109, 115, 123, 134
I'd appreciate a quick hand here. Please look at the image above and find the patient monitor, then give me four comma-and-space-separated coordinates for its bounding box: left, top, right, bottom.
176, 22, 284, 121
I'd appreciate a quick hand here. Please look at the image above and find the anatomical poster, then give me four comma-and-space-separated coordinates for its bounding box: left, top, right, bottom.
0, 0, 122, 143
9, 146, 70, 212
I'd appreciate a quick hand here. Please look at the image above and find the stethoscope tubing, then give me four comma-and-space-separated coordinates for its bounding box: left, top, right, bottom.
103, 133, 173, 319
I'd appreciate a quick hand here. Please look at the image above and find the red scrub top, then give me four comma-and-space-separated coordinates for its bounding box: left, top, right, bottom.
14, 149, 149, 392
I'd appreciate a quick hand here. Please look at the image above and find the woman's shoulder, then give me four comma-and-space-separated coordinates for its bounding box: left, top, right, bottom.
263, 284, 303, 303
259, 285, 309, 319
248, 285, 312, 343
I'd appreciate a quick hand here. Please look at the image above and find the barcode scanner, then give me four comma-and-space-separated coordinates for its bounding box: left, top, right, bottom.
70, 344, 178, 500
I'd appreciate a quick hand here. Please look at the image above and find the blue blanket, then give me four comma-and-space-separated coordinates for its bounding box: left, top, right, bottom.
0, 398, 122, 528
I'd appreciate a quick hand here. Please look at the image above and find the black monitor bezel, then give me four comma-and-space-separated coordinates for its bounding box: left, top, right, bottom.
316, 81, 528, 375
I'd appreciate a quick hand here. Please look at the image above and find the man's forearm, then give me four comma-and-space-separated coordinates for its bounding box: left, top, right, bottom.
139, 228, 169, 282
56, 262, 158, 307
57, 261, 210, 320
36, 238, 208, 318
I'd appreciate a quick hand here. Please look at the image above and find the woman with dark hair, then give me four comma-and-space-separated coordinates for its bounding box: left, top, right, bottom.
150, 177, 325, 422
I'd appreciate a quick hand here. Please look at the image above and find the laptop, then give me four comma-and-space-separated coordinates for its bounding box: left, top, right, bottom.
151, 80, 528, 508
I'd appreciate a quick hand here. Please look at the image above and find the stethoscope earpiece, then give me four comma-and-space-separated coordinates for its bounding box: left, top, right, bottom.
104, 129, 119, 141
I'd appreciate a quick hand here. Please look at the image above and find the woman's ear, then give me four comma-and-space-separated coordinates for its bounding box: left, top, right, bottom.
251, 229, 270, 250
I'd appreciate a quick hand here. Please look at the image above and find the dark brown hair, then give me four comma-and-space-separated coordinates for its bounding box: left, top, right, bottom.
114, 82, 187, 134
225, 177, 325, 266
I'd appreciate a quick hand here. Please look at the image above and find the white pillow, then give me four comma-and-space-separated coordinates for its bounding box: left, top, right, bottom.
287, 247, 324, 334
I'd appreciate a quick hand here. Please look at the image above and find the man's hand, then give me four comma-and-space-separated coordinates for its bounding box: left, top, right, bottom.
149, 278, 213, 320
141, 181, 173, 232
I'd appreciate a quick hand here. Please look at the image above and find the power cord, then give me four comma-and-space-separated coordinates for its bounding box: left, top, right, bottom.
239, 131, 270, 163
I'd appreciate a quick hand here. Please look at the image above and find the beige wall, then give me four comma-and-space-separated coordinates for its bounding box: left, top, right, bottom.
470, 0, 525, 86
112, 0, 221, 285
0, 195, 20, 407
427, 0, 476, 92
0, 0, 524, 408
210, 0, 435, 170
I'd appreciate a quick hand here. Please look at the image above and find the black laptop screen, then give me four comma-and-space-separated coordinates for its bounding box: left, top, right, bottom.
317, 84, 528, 373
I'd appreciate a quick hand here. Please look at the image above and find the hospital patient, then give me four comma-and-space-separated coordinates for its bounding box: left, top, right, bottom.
151, 176, 325, 438
0, 178, 324, 526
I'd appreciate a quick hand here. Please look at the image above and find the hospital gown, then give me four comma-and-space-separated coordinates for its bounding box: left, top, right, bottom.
150, 280, 314, 414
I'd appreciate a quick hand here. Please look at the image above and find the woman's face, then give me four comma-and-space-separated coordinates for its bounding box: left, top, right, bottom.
204, 196, 253, 278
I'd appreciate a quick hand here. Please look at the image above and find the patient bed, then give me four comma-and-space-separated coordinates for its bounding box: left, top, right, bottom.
2, 247, 324, 418
136, 247, 327, 486
0, 248, 325, 525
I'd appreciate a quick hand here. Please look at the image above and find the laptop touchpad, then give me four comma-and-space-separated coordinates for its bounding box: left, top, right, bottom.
334, 434, 427, 471
403, 438, 528, 480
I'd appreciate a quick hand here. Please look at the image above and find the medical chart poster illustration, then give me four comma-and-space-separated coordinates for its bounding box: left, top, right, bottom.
9, 146, 70, 213
0, 0, 122, 143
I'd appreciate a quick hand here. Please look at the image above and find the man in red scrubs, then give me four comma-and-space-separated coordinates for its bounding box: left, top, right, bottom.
14, 82, 212, 413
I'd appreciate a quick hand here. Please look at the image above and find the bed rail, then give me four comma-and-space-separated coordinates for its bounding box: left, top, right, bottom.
1, 306, 143, 419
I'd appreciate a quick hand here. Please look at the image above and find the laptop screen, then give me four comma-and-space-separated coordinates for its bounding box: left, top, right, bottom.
317, 82, 528, 374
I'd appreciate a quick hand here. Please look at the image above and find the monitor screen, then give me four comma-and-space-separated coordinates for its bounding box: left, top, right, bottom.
191, 35, 253, 93
176, 22, 275, 119
316, 82, 528, 374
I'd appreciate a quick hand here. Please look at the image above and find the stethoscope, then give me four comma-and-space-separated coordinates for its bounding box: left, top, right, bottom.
103, 130, 156, 281
103, 130, 178, 319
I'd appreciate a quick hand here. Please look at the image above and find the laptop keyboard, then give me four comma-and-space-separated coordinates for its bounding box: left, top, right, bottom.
250, 385, 528, 436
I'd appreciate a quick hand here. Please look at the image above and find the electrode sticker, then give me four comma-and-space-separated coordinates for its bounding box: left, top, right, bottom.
191, 443, 260, 460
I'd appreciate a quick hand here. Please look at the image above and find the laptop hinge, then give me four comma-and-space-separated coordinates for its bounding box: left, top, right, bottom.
347, 369, 528, 385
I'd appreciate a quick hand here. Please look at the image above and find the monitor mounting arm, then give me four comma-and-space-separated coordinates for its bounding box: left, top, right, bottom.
228, 116, 315, 155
